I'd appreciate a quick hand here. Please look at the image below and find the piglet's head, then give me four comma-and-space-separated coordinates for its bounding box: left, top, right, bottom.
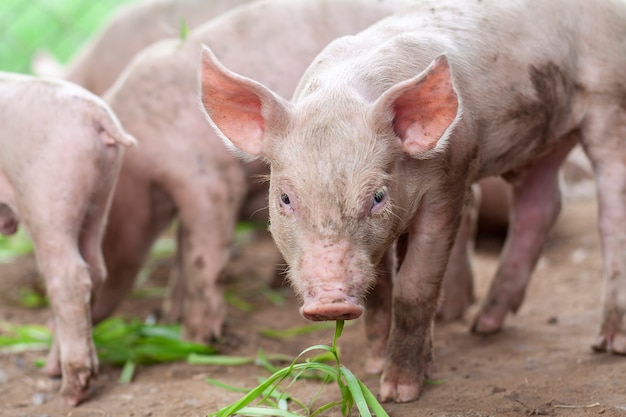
200, 45, 459, 322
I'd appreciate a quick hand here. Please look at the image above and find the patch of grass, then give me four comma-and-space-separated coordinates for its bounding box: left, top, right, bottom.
0, 321, 51, 353
208, 320, 389, 417
92, 317, 215, 367
0, 0, 135, 73
0, 317, 215, 383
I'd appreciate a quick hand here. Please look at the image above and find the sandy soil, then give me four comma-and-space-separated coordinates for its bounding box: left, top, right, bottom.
1, 192, 625, 417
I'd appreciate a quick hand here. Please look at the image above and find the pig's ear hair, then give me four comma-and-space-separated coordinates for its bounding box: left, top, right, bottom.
370, 54, 460, 159
199, 45, 290, 160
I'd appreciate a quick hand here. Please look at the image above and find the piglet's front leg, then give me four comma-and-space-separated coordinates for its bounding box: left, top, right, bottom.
168, 167, 245, 344
364, 249, 394, 374
436, 184, 479, 321
380, 194, 462, 403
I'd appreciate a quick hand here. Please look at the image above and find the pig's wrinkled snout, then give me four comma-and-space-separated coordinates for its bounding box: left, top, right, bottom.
300, 290, 364, 321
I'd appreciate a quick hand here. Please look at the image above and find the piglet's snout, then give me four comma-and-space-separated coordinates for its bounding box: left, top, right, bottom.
300, 287, 364, 321
296, 241, 366, 321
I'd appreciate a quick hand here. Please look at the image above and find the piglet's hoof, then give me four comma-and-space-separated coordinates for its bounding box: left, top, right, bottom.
379, 377, 422, 403
592, 332, 626, 355
471, 306, 508, 335
364, 355, 385, 375
61, 366, 96, 406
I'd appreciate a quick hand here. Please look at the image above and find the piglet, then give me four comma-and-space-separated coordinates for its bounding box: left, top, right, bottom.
200, 0, 626, 403
0, 73, 135, 405
91, 0, 410, 345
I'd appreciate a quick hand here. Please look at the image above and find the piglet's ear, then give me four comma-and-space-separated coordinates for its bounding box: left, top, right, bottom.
199, 45, 289, 158
371, 54, 459, 158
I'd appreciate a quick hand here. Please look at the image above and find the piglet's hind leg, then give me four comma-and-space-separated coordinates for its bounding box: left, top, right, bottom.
33, 236, 97, 406
473, 134, 577, 334
580, 101, 626, 354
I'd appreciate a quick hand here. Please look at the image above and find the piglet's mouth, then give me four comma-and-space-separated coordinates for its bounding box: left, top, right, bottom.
300, 297, 364, 321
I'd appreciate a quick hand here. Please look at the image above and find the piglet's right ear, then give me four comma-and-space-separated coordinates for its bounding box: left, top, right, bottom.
199, 45, 290, 158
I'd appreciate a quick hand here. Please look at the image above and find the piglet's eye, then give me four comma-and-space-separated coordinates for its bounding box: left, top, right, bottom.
371, 187, 387, 213
373, 189, 385, 204
279, 192, 294, 214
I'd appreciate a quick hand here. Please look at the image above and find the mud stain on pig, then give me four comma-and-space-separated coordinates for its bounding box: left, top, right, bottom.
511, 63, 573, 143
496, 62, 576, 166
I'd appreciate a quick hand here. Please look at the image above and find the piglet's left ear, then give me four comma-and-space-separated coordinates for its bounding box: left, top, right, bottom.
371, 54, 459, 158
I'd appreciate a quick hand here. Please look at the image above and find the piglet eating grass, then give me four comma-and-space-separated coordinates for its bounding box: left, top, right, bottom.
200, 0, 626, 404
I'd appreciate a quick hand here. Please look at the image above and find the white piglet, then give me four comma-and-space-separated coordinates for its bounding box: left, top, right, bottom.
200, 0, 626, 403
0, 73, 135, 405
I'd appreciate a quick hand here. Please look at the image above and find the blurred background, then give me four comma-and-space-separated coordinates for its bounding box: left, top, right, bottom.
0, 0, 134, 73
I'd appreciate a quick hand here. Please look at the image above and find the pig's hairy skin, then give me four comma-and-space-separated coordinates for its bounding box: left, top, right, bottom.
33, 0, 253, 95
0, 73, 135, 406
91, 0, 411, 345
200, 0, 626, 403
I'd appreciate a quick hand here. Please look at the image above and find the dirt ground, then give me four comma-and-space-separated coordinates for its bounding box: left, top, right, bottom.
1, 190, 625, 416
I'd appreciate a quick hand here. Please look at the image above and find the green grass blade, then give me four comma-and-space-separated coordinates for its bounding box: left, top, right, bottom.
0, 342, 50, 353
233, 406, 304, 417
309, 401, 345, 417
358, 380, 390, 417
426, 379, 445, 385
131, 286, 167, 299
212, 368, 293, 416
224, 292, 255, 312
148, 235, 176, 259
119, 360, 136, 384
261, 288, 285, 306
187, 354, 254, 366
206, 377, 251, 393
254, 377, 291, 406
179, 17, 189, 40
340, 365, 371, 417
293, 344, 333, 359
18, 289, 48, 308
0, 322, 52, 342
234, 220, 268, 235
254, 349, 281, 373
333, 320, 344, 347
138, 325, 182, 340
306, 350, 337, 364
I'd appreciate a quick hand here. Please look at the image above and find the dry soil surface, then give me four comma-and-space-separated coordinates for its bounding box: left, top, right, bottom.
0, 193, 625, 417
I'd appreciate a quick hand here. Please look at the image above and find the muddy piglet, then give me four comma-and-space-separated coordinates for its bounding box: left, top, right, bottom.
0, 73, 135, 405
200, 0, 626, 404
